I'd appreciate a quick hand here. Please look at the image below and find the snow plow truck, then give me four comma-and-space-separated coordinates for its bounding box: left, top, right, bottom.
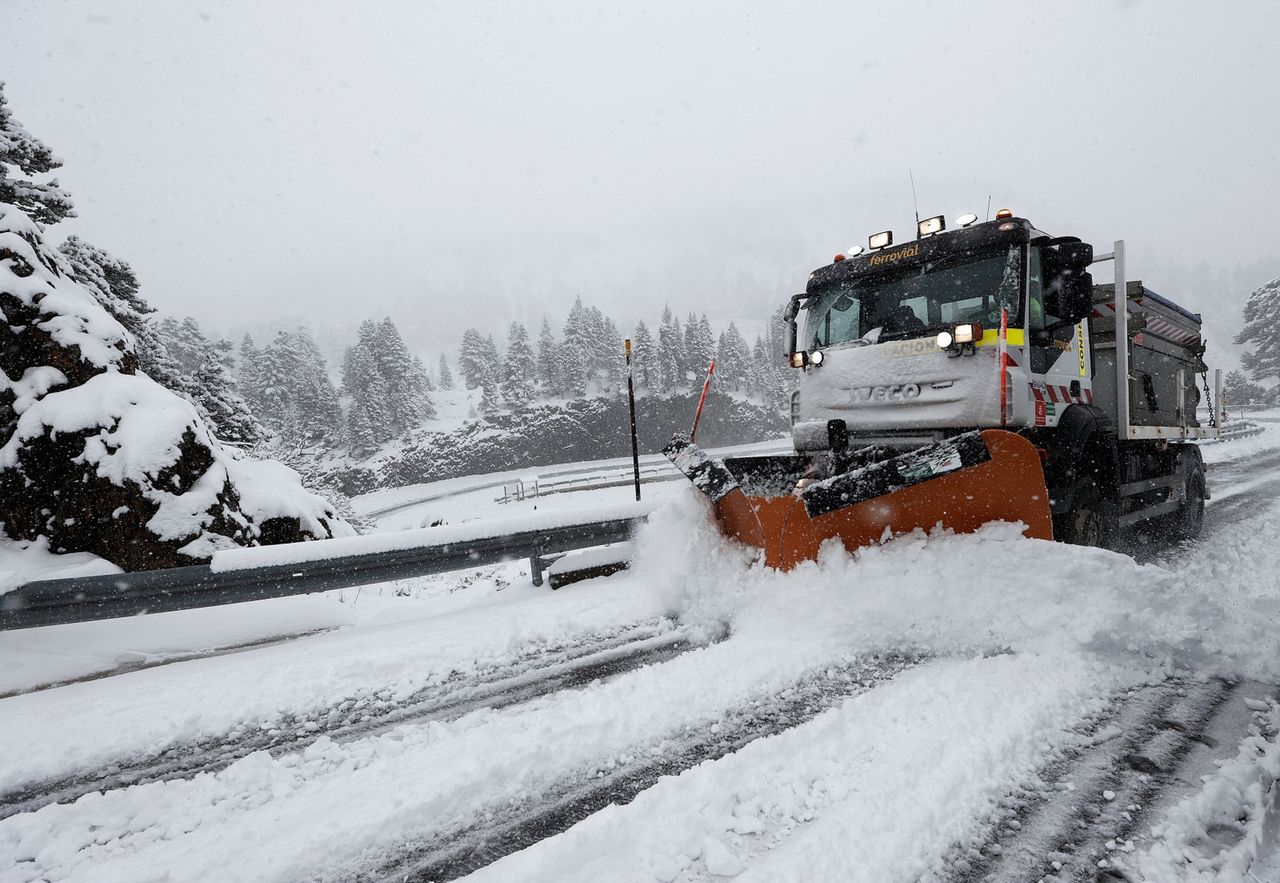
665, 211, 1221, 569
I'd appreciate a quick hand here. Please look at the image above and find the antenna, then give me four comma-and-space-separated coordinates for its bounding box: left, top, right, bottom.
985, 195, 992, 221
909, 170, 921, 226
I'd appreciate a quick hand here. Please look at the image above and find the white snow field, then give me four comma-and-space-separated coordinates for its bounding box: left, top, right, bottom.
2, 424, 1280, 883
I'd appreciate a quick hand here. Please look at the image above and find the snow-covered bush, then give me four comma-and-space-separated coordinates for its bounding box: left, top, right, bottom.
0, 203, 353, 571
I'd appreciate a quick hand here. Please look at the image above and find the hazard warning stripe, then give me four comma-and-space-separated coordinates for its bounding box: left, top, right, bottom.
1089, 301, 1199, 344
1029, 382, 1093, 407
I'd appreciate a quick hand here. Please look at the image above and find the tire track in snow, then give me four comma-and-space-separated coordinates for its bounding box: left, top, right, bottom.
942, 677, 1265, 883
1203, 448, 1280, 526
359, 651, 925, 883
0, 618, 722, 821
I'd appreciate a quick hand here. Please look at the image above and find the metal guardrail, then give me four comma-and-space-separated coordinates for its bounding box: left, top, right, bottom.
499, 465, 682, 505
0, 515, 645, 631
1199, 420, 1264, 444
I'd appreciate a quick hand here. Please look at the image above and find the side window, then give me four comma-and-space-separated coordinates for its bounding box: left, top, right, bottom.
825, 305, 859, 346
1028, 248, 1047, 332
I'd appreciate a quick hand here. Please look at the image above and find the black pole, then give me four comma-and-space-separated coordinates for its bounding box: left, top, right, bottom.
625, 338, 642, 501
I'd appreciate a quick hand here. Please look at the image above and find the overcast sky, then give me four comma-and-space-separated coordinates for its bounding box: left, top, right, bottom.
6, 0, 1280, 362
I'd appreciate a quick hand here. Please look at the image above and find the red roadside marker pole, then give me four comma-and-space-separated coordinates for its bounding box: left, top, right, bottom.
690, 359, 716, 443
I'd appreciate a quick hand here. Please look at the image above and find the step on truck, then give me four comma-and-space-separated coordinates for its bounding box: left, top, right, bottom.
665, 210, 1221, 568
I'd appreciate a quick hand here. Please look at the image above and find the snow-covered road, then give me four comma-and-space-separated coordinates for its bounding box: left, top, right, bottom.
3, 427, 1280, 883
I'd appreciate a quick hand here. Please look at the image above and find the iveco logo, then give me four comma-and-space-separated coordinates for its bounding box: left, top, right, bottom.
850, 383, 922, 402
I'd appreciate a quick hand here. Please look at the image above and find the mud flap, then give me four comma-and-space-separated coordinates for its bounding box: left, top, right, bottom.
664, 430, 1053, 571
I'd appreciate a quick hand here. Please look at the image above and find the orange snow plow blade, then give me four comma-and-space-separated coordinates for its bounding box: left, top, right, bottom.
663, 429, 1053, 571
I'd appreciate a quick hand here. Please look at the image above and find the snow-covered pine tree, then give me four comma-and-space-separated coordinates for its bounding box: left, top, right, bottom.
750, 336, 772, 403
463, 333, 504, 414
1223, 369, 1267, 409
238, 334, 265, 413
716, 322, 751, 392
560, 298, 590, 398
0, 82, 76, 225
599, 316, 624, 396
57, 235, 191, 399
631, 320, 658, 391
683, 312, 716, 393
656, 306, 685, 393
478, 378, 501, 416
682, 313, 700, 390
156, 316, 202, 375
255, 329, 305, 442
1235, 276, 1280, 393
193, 340, 265, 445
536, 317, 561, 395
372, 317, 434, 433
501, 321, 537, 409
408, 355, 437, 420
142, 313, 264, 443
287, 327, 344, 444
341, 321, 392, 453
457, 328, 491, 390
582, 305, 608, 382
765, 306, 794, 410
437, 353, 454, 390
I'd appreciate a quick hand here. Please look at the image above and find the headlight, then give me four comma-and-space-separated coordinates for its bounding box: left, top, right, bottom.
810, 350, 824, 366
789, 352, 807, 368
936, 330, 954, 349
953, 323, 982, 344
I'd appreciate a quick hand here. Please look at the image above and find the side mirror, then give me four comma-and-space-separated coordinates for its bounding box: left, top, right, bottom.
1060, 241, 1093, 269
1042, 243, 1094, 324
783, 293, 806, 360
1047, 269, 1093, 324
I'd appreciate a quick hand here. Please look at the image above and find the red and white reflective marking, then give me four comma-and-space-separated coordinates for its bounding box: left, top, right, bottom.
1030, 383, 1093, 406
1090, 299, 1200, 346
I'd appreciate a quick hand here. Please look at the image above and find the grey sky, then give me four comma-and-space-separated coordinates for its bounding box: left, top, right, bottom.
6, 0, 1280, 364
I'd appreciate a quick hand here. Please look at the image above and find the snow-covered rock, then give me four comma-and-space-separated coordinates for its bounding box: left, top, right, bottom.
0, 203, 353, 573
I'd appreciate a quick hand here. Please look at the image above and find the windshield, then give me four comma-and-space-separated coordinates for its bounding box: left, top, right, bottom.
805, 246, 1024, 348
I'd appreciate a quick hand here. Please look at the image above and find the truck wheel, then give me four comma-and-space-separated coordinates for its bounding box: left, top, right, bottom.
1173, 469, 1206, 540
1062, 477, 1104, 547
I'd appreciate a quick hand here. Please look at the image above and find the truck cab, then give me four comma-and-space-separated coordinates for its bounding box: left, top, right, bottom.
789, 214, 1099, 451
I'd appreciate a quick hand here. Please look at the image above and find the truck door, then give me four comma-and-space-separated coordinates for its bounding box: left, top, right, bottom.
1028, 248, 1076, 373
